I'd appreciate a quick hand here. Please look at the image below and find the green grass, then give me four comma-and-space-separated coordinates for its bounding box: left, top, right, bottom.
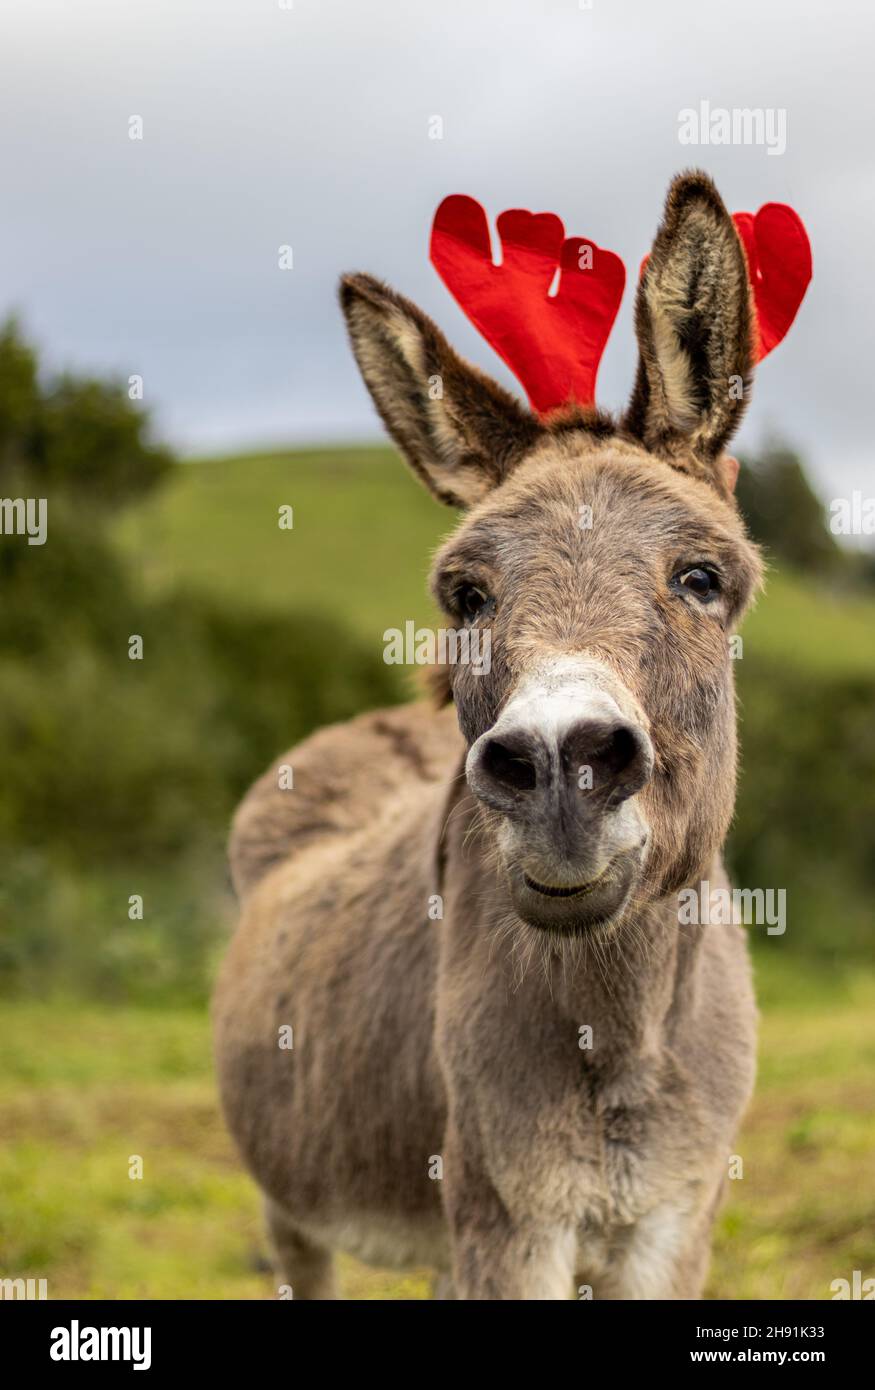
2, 962, 874, 1300
0, 998, 429, 1299
709, 957, 875, 1300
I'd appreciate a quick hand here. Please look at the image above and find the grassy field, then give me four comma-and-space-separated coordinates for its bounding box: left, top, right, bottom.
3, 955, 873, 1300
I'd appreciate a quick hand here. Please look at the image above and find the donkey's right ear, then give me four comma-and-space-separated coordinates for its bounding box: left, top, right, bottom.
340, 273, 541, 509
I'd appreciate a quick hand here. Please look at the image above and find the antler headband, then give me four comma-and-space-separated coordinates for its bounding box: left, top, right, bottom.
430, 193, 812, 416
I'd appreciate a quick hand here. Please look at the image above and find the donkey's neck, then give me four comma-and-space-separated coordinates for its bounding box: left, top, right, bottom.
452, 830, 716, 1062
443, 782, 721, 1062
536, 893, 705, 1042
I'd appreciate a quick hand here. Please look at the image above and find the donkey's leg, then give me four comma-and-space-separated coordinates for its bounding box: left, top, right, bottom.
443, 1148, 574, 1297
441, 1127, 576, 1299
264, 1199, 338, 1300
449, 1215, 576, 1300
595, 1190, 720, 1300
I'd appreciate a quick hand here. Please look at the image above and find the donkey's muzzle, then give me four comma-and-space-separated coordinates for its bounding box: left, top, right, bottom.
464, 658, 654, 930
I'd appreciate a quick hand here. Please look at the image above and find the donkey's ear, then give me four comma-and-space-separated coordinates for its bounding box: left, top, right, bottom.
340, 273, 541, 508
625, 172, 754, 472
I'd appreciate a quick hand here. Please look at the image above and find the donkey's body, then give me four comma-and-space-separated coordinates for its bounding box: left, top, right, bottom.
216, 706, 755, 1298
214, 174, 768, 1298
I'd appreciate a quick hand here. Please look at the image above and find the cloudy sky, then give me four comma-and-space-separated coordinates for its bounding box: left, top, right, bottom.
1, 0, 872, 502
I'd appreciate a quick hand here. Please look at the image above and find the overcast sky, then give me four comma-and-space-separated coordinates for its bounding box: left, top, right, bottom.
1, 0, 872, 503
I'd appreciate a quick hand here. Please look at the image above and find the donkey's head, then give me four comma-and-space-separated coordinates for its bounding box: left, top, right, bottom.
341, 172, 762, 935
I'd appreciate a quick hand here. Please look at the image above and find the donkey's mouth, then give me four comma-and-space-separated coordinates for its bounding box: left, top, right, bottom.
522, 865, 614, 899
508, 846, 642, 935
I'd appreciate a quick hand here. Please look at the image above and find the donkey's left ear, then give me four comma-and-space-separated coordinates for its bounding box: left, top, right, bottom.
340, 273, 541, 509
625, 172, 753, 473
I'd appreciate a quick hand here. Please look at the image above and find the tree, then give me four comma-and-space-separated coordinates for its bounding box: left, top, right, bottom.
735, 442, 843, 575
0, 318, 171, 508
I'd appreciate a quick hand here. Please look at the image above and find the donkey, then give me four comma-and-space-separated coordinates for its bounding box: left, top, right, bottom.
213, 171, 765, 1299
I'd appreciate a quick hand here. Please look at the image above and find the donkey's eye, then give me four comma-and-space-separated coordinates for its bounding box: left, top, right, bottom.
454, 583, 491, 622
672, 565, 721, 602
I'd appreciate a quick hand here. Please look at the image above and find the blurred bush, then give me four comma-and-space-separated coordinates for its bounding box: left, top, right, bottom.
0, 322, 398, 1000
731, 440, 875, 962
732, 654, 875, 962
737, 441, 875, 588
0, 538, 396, 863
0, 534, 397, 998
0, 319, 171, 506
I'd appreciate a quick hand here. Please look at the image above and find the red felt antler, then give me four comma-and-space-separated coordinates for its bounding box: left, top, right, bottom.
639, 202, 812, 362
430, 194, 625, 416
732, 204, 812, 360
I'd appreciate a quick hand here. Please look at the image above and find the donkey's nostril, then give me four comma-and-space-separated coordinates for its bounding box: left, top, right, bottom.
561, 718, 653, 802
595, 727, 638, 779
481, 738, 538, 792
